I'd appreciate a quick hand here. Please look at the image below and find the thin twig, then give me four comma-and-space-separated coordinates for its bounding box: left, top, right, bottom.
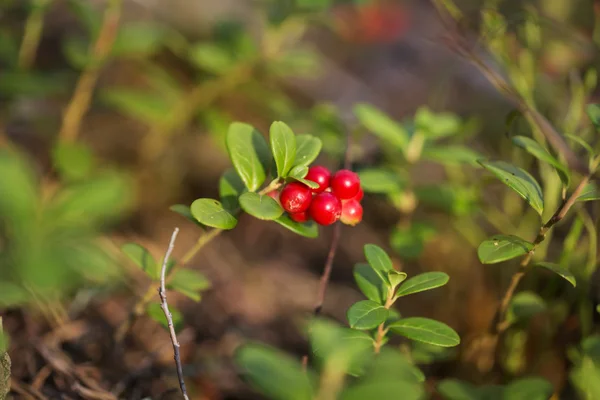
57, 0, 122, 144
18, 0, 51, 70
158, 228, 189, 400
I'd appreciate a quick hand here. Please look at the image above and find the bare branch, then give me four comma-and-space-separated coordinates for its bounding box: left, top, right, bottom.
158, 228, 189, 400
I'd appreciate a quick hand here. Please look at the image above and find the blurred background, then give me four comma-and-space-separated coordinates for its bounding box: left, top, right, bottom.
1, 0, 600, 398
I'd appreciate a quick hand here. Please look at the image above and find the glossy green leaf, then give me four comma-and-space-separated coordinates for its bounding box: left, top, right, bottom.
270, 121, 296, 177
169, 204, 202, 227
395, 272, 449, 298
51, 142, 94, 181
512, 136, 569, 186
294, 135, 322, 167
347, 300, 389, 330
534, 262, 576, 287
99, 88, 172, 125
0, 282, 28, 308
577, 182, 600, 202
586, 104, 600, 129
226, 122, 271, 192
167, 269, 210, 302
288, 165, 319, 189
388, 270, 408, 289
239, 192, 284, 220
274, 215, 319, 238
219, 168, 246, 212
235, 343, 315, 400
479, 160, 544, 215
190, 198, 237, 229
121, 243, 158, 280
364, 244, 394, 284
146, 303, 183, 332
353, 263, 386, 304
504, 377, 554, 400
421, 145, 483, 166
358, 168, 404, 194
389, 317, 460, 347
507, 291, 546, 323
477, 235, 533, 264
354, 103, 408, 150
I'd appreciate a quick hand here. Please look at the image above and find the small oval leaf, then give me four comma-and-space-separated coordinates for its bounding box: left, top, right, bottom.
347, 300, 389, 330
121, 243, 158, 280
353, 263, 386, 304
170, 204, 203, 227
395, 272, 449, 298
478, 235, 533, 264
270, 121, 296, 177
512, 136, 569, 186
191, 198, 237, 229
239, 192, 284, 220
354, 103, 408, 150
167, 269, 211, 302
577, 182, 600, 202
389, 317, 460, 347
294, 135, 322, 167
274, 214, 319, 238
534, 262, 576, 287
219, 168, 246, 212
226, 122, 271, 192
364, 244, 394, 284
479, 160, 544, 216
288, 165, 319, 189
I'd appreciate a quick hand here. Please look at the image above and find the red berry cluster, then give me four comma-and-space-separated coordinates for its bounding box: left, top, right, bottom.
269, 166, 364, 226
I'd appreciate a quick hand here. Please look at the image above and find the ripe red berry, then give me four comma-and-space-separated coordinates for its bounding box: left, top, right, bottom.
267, 189, 280, 203
279, 182, 312, 213
340, 199, 363, 226
352, 187, 364, 202
331, 169, 361, 200
309, 192, 342, 226
289, 211, 309, 223
305, 165, 331, 193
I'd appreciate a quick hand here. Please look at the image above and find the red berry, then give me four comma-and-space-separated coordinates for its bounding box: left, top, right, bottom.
352, 187, 364, 202
289, 211, 309, 223
305, 165, 331, 193
280, 182, 312, 213
340, 199, 363, 226
267, 190, 280, 203
331, 169, 360, 200
309, 192, 342, 226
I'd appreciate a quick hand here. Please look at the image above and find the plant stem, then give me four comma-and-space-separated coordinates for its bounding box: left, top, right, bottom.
494, 173, 593, 334
373, 288, 395, 354
57, 0, 122, 144
158, 228, 190, 400
18, 0, 51, 70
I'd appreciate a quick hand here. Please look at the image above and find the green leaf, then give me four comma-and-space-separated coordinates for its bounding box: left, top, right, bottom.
169, 204, 202, 227
421, 145, 483, 166
219, 168, 247, 212
353, 263, 386, 304
577, 182, 600, 202
415, 185, 477, 216
477, 235, 533, 264
146, 303, 183, 332
414, 107, 461, 138
121, 243, 158, 280
389, 222, 436, 260
341, 380, 425, 400
0, 71, 68, 97
512, 136, 569, 186
270, 121, 296, 177
388, 270, 408, 289
239, 192, 284, 220
274, 215, 319, 238
438, 379, 504, 400
565, 134, 595, 156
389, 317, 460, 347
51, 142, 94, 181
534, 262, 576, 287
0, 150, 38, 223
167, 269, 211, 302
586, 104, 600, 129
112, 22, 167, 57
188, 43, 235, 74
354, 103, 408, 150
364, 244, 394, 284
235, 343, 315, 400
288, 165, 319, 189
357, 168, 404, 194
365, 348, 425, 383
99, 88, 172, 125
190, 198, 237, 229
347, 300, 389, 330
479, 160, 544, 215
226, 122, 271, 192
0, 282, 28, 308
504, 377, 554, 400
507, 291, 546, 323
294, 135, 322, 167
395, 272, 449, 298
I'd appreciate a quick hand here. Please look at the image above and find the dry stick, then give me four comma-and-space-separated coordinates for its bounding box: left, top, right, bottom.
57, 0, 122, 144
17, 0, 51, 70
157, 228, 189, 400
